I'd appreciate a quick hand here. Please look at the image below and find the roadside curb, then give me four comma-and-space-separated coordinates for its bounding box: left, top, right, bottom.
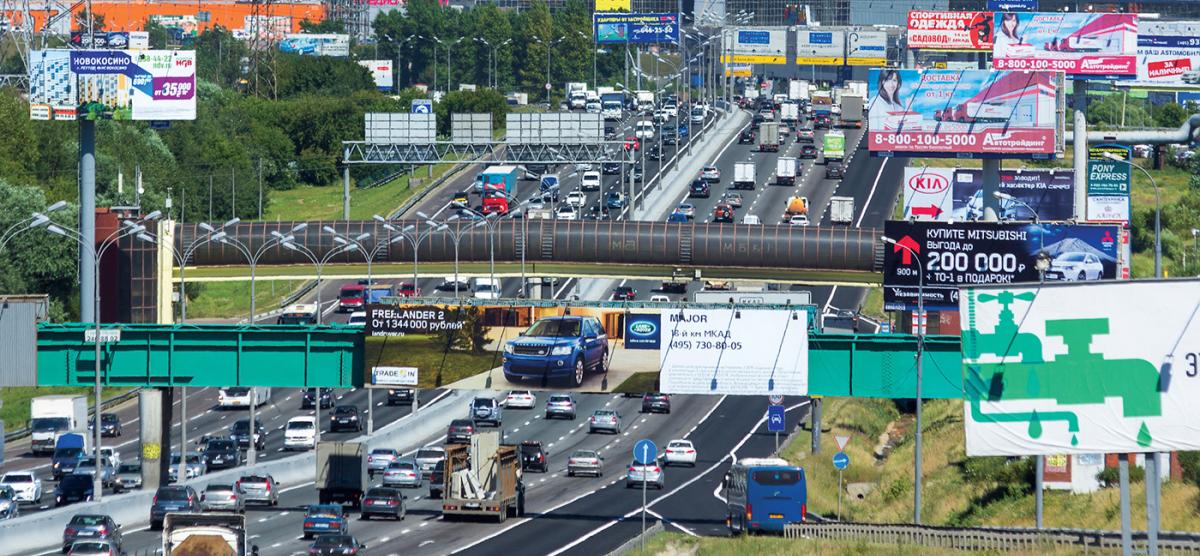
606, 521, 664, 556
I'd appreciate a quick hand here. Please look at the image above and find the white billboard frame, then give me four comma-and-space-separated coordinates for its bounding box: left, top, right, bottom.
365, 113, 436, 143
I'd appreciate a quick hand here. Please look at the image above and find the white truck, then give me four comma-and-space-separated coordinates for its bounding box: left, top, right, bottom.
829, 196, 855, 225
733, 162, 756, 190
30, 395, 88, 456
789, 80, 810, 101
635, 90, 655, 113
162, 513, 257, 556
775, 157, 798, 186
780, 102, 799, 123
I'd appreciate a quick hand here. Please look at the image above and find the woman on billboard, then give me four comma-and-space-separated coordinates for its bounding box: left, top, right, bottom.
994, 13, 1024, 57
868, 69, 905, 131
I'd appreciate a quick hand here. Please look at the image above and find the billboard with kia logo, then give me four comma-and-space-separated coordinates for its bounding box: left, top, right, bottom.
902, 167, 1074, 222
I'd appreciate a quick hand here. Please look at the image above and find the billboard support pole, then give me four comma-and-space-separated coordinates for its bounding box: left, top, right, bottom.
981, 159, 1001, 218
1035, 455, 1043, 528
1119, 453, 1133, 556
1147, 452, 1160, 556
343, 152, 351, 220
1073, 81, 1089, 221
810, 397, 821, 454
80, 119, 96, 323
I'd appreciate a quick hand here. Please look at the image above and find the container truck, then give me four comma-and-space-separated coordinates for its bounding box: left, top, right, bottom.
733, 162, 756, 190
775, 157, 798, 186
481, 165, 519, 196
839, 95, 864, 129
316, 441, 368, 508
829, 196, 855, 225
823, 131, 846, 162
783, 195, 809, 221
788, 80, 809, 101
780, 102, 799, 123
635, 90, 655, 113
758, 122, 780, 152
163, 513, 257, 556
30, 395, 88, 456
442, 431, 525, 523
811, 92, 832, 115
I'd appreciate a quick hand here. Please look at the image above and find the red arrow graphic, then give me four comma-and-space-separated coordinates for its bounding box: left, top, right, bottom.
910, 205, 943, 218
894, 235, 921, 265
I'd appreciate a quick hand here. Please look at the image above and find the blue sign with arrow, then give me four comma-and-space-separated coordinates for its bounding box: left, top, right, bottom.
767, 405, 786, 433
833, 451, 850, 470
633, 439, 657, 465
411, 99, 432, 114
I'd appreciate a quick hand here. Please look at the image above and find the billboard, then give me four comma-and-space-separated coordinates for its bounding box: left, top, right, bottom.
594, 13, 679, 45
907, 11, 995, 52
902, 167, 1074, 222
988, 0, 1037, 10
882, 220, 1121, 311
1086, 144, 1131, 224
595, 0, 631, 11
867, 69, 1060, 158
364, 302, 808, 395
358, 59, 394, 92
28, 49, 196, 121
796, 29, 845, 65
279, 33, 350, 57
846, 31, 888, 66
723, 27, 788, 65
960, 280, 1200, 456
1129, 21, 1200, 90
992, 13, 1137, 79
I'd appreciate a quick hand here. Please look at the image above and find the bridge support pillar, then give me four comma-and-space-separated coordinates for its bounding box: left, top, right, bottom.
981, 159, 1001, 219
138, 388, 166, 491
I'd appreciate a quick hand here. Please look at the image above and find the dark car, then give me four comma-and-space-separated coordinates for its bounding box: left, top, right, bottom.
428, 459, 446, 499
826, 161, 845, 179
360, 487, 405, 521
330, 405, 362, 432
661, 128, 679, 145
149, 485, 200, 530
630, 165, 644, 183
97, 413, 121, 438
54, 474, 94, 507
738, 128, 757, 144
202, 438, 242, 470
612, 286, 637, 301
502, 316, 609, 388
51, 439, 87, 480
814, 114, 831, 129
642, 393, 672, 414
230, 419, 266, 451
446, 419, 475, 444
62, 514, 122, 553
606, 191, 627, 209
309, 534, 366, 555
689, 179, 710, 198
302, 388, 333, 409
751, 111, 765, 125
519, 441, 549, 473
601, 161, 621, 175
647, 144, 664, 161
387, 388, 414, 405
302, 504, 349, 539
800, 144, 818, 159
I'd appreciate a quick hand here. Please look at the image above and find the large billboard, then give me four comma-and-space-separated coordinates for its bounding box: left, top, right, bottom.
358, 59, 394, 92
907, 11, 994, 52
867, 69, 1061, 158
594, 13, 680, 45
882, 220, 1121, 311
1128, 21, 1200, 90
28, 49, 197, 121
796, 29, 845, 65
279, 33, 350, 57
902, 167, 1074, 222
992, 12, 1137, 79
723, 27, 788, 65
364, 302, 808, 395
961, 280, 1200, 456
1086, 144, 1131, 224
846, 31, 888, 66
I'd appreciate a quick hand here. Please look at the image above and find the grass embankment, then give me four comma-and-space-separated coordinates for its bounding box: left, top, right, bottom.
183, 280, 307, 320
640, 532, 1087, 556
2, 387, 133, 431
614, 372, 659, 393
264, 161, 458, 221
783, 398, 1200, 531
363, 335, 500, 389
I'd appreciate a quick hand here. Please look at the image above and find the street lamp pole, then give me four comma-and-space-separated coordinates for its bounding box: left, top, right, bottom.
1105, 154, 1161, 278
882, 235, 924, 524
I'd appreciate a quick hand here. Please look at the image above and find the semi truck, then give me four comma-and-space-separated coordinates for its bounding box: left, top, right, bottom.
839, 95, 864, 129
316, 441, 367, 508
733, 162, 756, 190
442, 431, 525, 523
775, 157, 798, 186
758, 122, 780, 152
30, 395, 88, 456
163, 513, 257, 556
829, 196, 855, 225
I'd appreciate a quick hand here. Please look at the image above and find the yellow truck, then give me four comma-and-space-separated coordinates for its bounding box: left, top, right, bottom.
783, 195, 809, 221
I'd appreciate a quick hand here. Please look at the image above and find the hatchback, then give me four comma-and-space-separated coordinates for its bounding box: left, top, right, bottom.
676, 203, 696, 219
545, 394, 577, 420
626, 462, 665, 489
700, 165, 720, 182
149, 486, 200, 529
360, 487, 405, 521
382, 459, 422, 488
688, 180, 710, 198
55, 475, 94, 507
200, 483, 244, 513
62, 514, 122, 552
642, 393, 671, 414
447, 419, 475, 444
589, 410, 621, 434
237, 475, 279, 506
309, 534, 365, 555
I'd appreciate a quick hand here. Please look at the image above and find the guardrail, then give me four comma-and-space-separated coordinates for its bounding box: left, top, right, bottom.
785, 521, 1200, 553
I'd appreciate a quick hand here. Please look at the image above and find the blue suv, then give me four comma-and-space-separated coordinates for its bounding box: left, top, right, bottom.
503, 316, 608, 387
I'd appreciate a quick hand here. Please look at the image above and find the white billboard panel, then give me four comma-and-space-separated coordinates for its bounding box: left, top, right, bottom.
846, 30, 887, 66
365, 113, 435, 143
506, 113, 602, 144
660, 308, 808, 395
796, 29, 845, 65
1129, 21, 1200, 90
358, 59, 393, 91
723, 27, 788, 65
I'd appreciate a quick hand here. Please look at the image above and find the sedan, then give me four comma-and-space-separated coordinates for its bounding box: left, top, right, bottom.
700, 165, 720, 182
642, 393, 671, 414
567, 450, 604, 477
565, 190, 587, 208
202, 438, 241, 470
302, 505, 349, 540
360, 487, 405, 521
589, 410, 621, 434
309, 534, 366, 555
0, 472, 42, 504
66, 540, 121, 556
545, 394, 577, 420
800, 144, 818, 159
302, 388, 333, 409
796, 127, 815, 142
368, 448, 400, 477
200, 483, 244, 513
625, 462, 665, 489
556, 205, 579, 220
504, 390, 536, 409
382, 459, 422, 488
0, 486, 17, 520
612, 286, 637, 301
414, 447, 446, 480
113, 463, 141, 493
789, 214, 810, 227
663, 439, 698, 467
237, 475, 279, 506
721, 192, 744, 208
606, 191, 628, 209
676, 203, 696, 219
167, 453, 205, 482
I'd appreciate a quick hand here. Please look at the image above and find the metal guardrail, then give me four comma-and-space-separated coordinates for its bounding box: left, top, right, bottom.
4, 388, 143, 442
785, 521, 1200, 553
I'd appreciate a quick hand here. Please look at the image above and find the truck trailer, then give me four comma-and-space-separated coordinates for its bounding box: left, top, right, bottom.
163, 513, 257, 556
30, 395, 88, 456
758, 122, 780, 152
775, 157, 798, 186
442, 431, 525, 523
316, 441, 367, 508
733, 162, 756, 190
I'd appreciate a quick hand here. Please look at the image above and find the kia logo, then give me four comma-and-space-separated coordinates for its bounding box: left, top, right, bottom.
908, 174, 949, 194
629, 321, 657, 336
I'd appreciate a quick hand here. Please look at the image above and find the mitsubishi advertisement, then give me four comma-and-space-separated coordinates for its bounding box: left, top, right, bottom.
723, 27, 789, 65
906, 11, 994, 51
1129, 21, 1200, 90
991, 12, 1137, 78
901, 167, 1074, 222
867, 68, 1061, 158
882, 220, 1121, 311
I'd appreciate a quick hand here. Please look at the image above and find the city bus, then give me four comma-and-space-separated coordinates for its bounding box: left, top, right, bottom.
276, 303, 318, 325
722, 457, 806, 534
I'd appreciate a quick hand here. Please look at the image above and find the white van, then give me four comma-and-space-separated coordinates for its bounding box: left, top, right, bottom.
474, 278, 502, 299
217, 387, 271, 409
283, 416, 317, 450
742, 214, 762, 225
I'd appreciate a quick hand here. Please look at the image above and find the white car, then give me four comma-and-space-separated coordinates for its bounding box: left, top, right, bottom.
473, 278, 501, 300
556, 205, 579, 220
218, 387, 253, 408
1046, 252, 1104, 281
662, 103, 678, 120
348, 311, 366, 326
581, 171, 602, 192
98, 447, 121, 469
662, 439, 697, 467
635, 120, 656, 140
789, 214, 810, 227
649, 295, 671, 302
700, 165, 720, 182
652, 109, 669, 123
565, 190, 587, 208
283, 416, 317, 450
504, 390, 537, 409
0, 472, 42, 504
585, 101, 602, 113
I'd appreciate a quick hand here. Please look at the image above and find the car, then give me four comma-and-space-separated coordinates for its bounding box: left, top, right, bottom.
51, 438, 86, 479
280, 417, 317, 451
814, 114, 831, 129
796, 126, 815, 142
676, 202, 697, 219
346, 311, 367, 326
0, 486, 17, 520
800, 144, 818, 159
469, 396, 502, 427
149, 485, 200, 529
703, 280, 732, 291
647, 144, 664, 160
721, 192, 744, 208
629, 165, 644, 182
503, 317, 609, 387
778, 124, 790, 138
580, 171, 602, 191
601, 161, 621, 175
446, 419, 476, 444
237, 474, 279, 506
663, 439, 697, 467
1, 472, 42, 504
200, 483, 245, 513
329, 405, 362, 432
519, 441, 549, 472
626, 461, 665, 489
95, 413, 121, 438
398, 282, 421, 297
556, 205, 579, 220
387, 388, 414, 405
606, 191, 628, 209
545, 393, 578, 420
504, 390, 536, 409
1047, 252, 1104, 281
62, 514, 123, 553
167, 453, 206, 482
427, 458, 446, 499
112, 462, 141, 493
661, 128, 679, 145
677, 122, 690, 138
689, 179, 710, 198
414, 446, 446, 479
789, 214, 810, 226
652, 108, 669, 124
302, 387, 334, 409
585, 101, 602, 113
437, 275, 471, 292
302, 504, 349, 540
382, 459, 422, 488
309, 534, 366, 555
743, 214, 762, 225
73, 457, 115, 488
612, 285, 637, 301
567, 450, 604, 477
360, 487, 405, 521
667, 211, 689, 223
739, 128, 757, 144
649, 294, 671, 302
202, 437, 242, 469
230, 419, 267, 451
713, 203, 734, 223
589, 409, 621, 434
642, 393, 671, 414
65, 539, 122, 556
635, 120, 656, 139
565, 190, 587, 208
367, 448, 401, 477
624, 137, 640, 151
54, 474, 94, 507
825, 161, 844, 179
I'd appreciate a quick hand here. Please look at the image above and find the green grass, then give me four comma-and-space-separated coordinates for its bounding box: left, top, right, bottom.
614, 372, 659, 393
183, 280, 307, 320
859, 287, 887, 322
364, 335, 501, 388
638, 532, 1088, 556
264, 161, 458, 221
2, 387, 133, 431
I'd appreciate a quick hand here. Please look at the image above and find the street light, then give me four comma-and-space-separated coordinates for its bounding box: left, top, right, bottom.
992, 192, 1040, 223
0, 201, 67, 252
474, 38, 511, 89
881, 234, 925, 525
1104, 152, 1161, 278
418, 211, 488, 300
446, 37, 464, 93
533, 35, 566, 107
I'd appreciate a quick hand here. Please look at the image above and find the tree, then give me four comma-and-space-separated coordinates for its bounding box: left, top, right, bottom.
516, 0, 554, 96
434, 89, 509, 136
300, 19, 346, 34
0, 181, 81, 320
1153, 102, 1188, 129
436, 306, 491, 353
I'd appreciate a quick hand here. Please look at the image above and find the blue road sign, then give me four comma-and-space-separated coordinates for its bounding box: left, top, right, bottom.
633, 439, 657, 465
833, 451, 850, 470
411, 99, 432, 114
767, 405, 786, 433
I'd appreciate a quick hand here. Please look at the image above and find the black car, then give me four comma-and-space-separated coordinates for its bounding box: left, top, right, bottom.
230, 419, 267, 451
642, 393, 671, 414
302, 388, 333, 409
149, 486, 201, 529
310, 534, 366, 555
689, 179, 711, 198
661, 129, 679, 145
97, 413, 121, 437
601, 161, 621, 175
387, 388, 414, 405
54, 474, 94, 507
203, 438, 242, 470
360, 487, 405, 520
826, 161, 845, 179
630, 165, 644, 183
446, 419, 475, 444
519, 441, 549, 472
738, 128, 757, 144
751, 112, 765, 125
612, 286, 637, 301
800, 144, 818, 159
330, 405, 362, 432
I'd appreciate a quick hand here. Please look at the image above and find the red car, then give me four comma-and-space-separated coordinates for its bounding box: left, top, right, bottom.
624, 137, 640, 151
612, 286, 637, 301
398, 282, 421, 297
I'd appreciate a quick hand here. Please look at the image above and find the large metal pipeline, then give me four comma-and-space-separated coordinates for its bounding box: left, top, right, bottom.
179, 220, 882, 273
1065, 114, 1200, 145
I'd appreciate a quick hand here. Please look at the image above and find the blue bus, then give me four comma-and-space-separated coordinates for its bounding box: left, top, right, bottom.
722, 457, 806, 534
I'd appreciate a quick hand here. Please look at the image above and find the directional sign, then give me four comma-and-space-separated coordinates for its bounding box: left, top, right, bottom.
768, 394, 784, 406
633, 439, 657, 465
833, 451, 850, 470
767, 405, 786, 433
411, 99, 432, 114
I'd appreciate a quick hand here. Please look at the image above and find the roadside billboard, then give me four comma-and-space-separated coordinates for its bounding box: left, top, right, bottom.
846, 30, 888, 66
1128, 21, 1200, 90
723, 27, 788, 65
988, 0, 1037, 10
595, 0, 631, 11
882, 220, 1121, 311
1086, 144, 1131, 224
279, 33, 350, 57
364, 301, 808, 396
902, 167, 1074, 222
358, 59, 394, 92
961, 280, 1200, 456
796, 29, 845, 65
906, 11, 994, 51
992, 12, 1137, 79
867, 69, 1061, 158
594, 13, 680, 45
28, 49, 197, 121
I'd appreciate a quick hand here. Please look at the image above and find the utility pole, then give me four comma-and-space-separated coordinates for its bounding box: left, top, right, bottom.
208, 174, 213, 222
231, 168, 236, 218
257, 157, 263, 220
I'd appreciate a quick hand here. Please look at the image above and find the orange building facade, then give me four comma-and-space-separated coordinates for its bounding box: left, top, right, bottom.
4, 1, 326, 36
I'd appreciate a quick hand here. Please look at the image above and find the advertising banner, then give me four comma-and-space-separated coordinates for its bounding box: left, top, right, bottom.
867, 69, 1060, 158
1086, 144, 1131, 224
363, 301, 807, 395
1129, 21, 1200, 90
594, 13, 680, 45
723, 27, 788, 65
595, 0, 631, 11
358, 59, 394, 92
796, 29, 845, 65
960, 280, 1200, 456
28, 49, 197, 121
70, 32, 132, 49
882, 220, 1121, 311
846, 31, 888, 66
129, 32, 150, 50
902, 167, 1074, 222
280, 34, 350, 57
992, 13, 1137, 78
907, 11, 995, 52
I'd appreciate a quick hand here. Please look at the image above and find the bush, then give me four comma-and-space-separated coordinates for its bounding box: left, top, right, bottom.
1097, 464, 1145, 487
1179, 452, 1200, 485
961, 456, 1034, 498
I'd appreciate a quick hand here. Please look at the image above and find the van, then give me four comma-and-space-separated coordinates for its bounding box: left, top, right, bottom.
474, 278, 501, 300
743, 214, 762, 225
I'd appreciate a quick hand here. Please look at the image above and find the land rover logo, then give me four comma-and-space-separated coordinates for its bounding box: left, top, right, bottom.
630, 321, 657, 336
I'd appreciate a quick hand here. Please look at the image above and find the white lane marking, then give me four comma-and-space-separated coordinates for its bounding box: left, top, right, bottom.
419, 540, 435, 547
853, 157, 889, 228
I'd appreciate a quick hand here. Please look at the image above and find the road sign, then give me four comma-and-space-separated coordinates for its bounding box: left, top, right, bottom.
833, 451, 850, 470
545, 83, 552, 91
767, 405, 786, 433
768, 394, 784, 406
835, 435, 850, 451
633, 439, 657, 465
411, 99, 432, 114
